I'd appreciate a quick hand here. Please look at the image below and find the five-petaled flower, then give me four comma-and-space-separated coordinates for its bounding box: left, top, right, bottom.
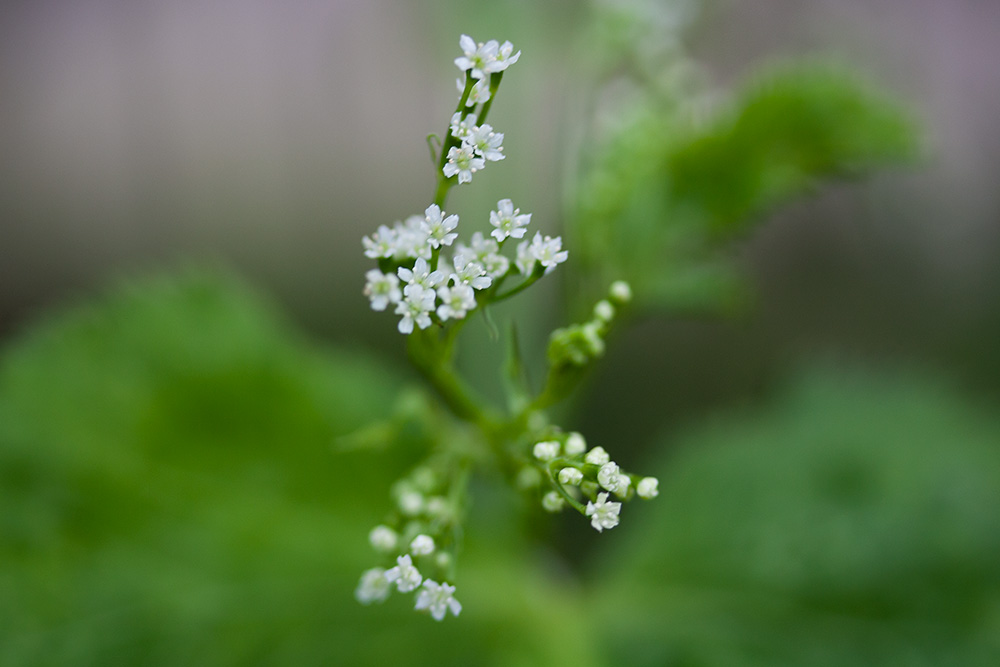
585, 492, 622, 532
415, 580, 463, 621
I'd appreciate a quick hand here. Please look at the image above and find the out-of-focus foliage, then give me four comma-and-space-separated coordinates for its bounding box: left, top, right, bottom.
1, 271, 997, 665
571, 60, 919, 314
0, 271, 598, 667
592, 368, 1000, 666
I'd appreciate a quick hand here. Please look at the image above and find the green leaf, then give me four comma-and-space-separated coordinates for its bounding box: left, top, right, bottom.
592, 367, 1000, 666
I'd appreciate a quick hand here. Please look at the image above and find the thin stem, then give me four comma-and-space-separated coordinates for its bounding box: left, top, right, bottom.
476, 72, 504, 127
491, 265, 544, 302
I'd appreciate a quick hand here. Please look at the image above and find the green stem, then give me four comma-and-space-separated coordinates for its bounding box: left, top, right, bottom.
492, 265, 544, 302
476, 72, 504, 127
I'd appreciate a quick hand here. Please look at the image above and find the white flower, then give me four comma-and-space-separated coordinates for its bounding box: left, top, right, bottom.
558, 467, 583, 485
397, 488, 425, 515
457, 232, 509, 278
465, 78, 491, 107
609, 280, 633, 303
355, 568, 391, 604
410, 534, 435, 556
450, 256, 492, 290
385, 554, 423, 593
421, 204, 460, 249
515, 239, 536, 275
615, 474, 631, 498
593, 300, 615, 323
394, 284, 435, 334
542, 490, 565, 512
454, 34, 499, 80
533, 440, 560, 461
362, 225, 396, 259
598, 462, 622, 492
469, 124, 504, 162
527, 232, 568, 273
443, 144, 485, 184
584, 446, 610, 465
415, 580, 462, 621
363, 270, 401, 312
436, 284, 477, 321
492, 40, 521, 72
637, 477, 659, 499
585, 493, 622, 532
449, 112, 477, 141
368, 525, 398, 552
398, 257, 446, 290
564, 432, 587, 456
393, 215, 432, 260
489, 199, 531, 242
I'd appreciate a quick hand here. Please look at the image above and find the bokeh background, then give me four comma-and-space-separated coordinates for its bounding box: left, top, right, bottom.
2, 0, 999, 665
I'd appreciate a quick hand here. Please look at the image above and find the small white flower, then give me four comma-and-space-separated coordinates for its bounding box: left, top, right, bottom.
397, 487, 425, 515
465, 78, 491, 107
637, 477, 659, 499
598, 461, 622, 492
449, 112, 477, 141
610, 280, 633, 304
469, 124, 505, 162
585, 493, 622, 532
362, 225, 397, 259
515, 239, 536, 275
450, 256, 492, 290
564, 432, 587, 456
454, 34, 499, 80
593, 300, 615, 323
410, 534, 435, 556
436, 283, 477, 321
558, 467, 583, 485
415, 580, 462, 621
542, 490, 566, 512
394, 284, 436, 335
492, 40, 521, 72
392, 215, 432, 260
458, 232, 509, 278
533, 440, 560, 461
443, 144, 486, 184
385, 554, 423, 593
421, 204, 460, 249
398, 257, 446, 290
363, 269, 402, 312
368, 525, 398, 552
615, 474, 631, 498
355, 568, 391, 604
584, 446, 610, 466
527, 232, 569, 273
489, 199, 531, 242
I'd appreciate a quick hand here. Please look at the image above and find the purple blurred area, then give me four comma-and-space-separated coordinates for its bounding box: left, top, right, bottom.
1, 0, 998, 390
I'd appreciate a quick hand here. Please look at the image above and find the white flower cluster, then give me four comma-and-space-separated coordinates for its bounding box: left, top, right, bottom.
530, 431, 658, 532
355, 468, 462, 621
363, 201, 568, 334
454, 34, 520, 81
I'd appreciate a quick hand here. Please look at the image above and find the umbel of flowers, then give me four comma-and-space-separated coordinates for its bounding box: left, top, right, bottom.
356, 35, 657, 621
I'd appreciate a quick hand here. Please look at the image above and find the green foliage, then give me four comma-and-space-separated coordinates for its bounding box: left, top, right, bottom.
572, 63, 919, 313
0, 270, 597, 667
592, 368, 1000, 666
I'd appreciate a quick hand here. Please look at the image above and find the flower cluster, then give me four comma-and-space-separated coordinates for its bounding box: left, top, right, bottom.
529, 430, 659, 532
354, 467, 463, 621
363, 200, 567, 333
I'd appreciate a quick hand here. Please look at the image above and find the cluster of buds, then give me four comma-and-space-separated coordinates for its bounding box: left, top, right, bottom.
527, 431, 658, 532
355, 467, 463, 621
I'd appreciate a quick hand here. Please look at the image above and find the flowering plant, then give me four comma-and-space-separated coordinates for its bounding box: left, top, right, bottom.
355, 35, 659, 620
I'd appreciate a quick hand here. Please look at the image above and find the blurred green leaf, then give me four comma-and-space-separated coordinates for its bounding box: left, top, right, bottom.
0, 269, 597, 667
591, 367, 1000, 666
572, 63, 919, 314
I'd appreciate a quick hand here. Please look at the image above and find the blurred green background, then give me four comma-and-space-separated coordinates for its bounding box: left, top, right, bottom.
2, 0, 999, 665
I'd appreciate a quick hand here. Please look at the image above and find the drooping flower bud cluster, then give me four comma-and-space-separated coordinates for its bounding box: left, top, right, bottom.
527, 430, 658, 532
355, 466, 463, 621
